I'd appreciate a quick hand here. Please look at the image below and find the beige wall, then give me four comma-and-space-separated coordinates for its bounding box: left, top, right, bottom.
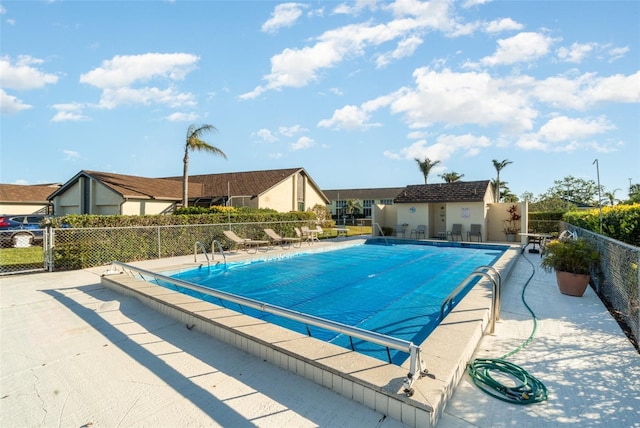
486, 201, 527, 242
0, 203, 49, 215
121, 200, 176, 216
52, 180, 81, 215
445, 202, 487, 240
260, 175, 295, 212
396, 203, 430, 237
258, 173, 327, 212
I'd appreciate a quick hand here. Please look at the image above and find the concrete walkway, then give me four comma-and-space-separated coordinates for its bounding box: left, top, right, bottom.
1, 250, 638, 427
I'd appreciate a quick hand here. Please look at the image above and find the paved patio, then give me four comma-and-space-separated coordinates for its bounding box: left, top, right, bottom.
1, 247, 638, 427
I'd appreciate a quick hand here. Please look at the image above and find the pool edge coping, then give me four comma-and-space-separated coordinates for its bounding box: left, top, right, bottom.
100, 240, 520, 428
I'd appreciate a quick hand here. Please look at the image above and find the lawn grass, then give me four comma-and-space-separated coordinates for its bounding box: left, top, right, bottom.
0, 246, 44, 266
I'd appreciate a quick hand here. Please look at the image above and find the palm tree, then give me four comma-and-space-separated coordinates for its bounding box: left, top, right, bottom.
439, 172, 464, 183
603, 189, 621, 206
414, 157, 441, 184
182, 124, 227, 207
492, 159, 513, 202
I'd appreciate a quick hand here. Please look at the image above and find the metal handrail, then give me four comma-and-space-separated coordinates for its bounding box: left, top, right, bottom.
194, 241, 210, 268
372, 222, 389, 245
440, 265, 501, 334
108, 260, 428, 396
211, 239, 226, 265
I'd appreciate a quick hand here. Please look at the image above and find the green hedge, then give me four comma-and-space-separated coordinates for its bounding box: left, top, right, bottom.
563, 204, 640, 246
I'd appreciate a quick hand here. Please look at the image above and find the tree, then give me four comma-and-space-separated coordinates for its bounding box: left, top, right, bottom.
492, 159, 513, 202
603, 189, 621, 206
182, 124, 227, 207
546, 175, 600, 207
414, 157, 440, 184
439, 172, 464, 183
345, 199, 362, 218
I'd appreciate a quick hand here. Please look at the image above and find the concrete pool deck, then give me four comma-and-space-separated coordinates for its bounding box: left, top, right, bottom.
1, 239, 639, 427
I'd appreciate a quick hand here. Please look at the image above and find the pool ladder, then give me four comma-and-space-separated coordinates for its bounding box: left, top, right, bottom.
194, 240, 227, 269
440, 265, 501, 334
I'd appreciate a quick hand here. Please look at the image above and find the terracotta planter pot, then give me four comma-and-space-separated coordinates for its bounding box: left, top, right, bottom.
555, 271, 590, 297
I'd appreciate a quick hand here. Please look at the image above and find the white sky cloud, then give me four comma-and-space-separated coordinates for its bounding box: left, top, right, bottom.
384, 134, 491, 162
376, 35, 423, 68
0, 89, 32, 114
254, 129, 279, 143
484, 17, 523, 33
318, 104, 381, 130
62, 149, 81, 161
557, 42, 595, 63
290, 136, 315, 150
51, 103, 89, 122
261, 3, 307, 33
0, 55, 59, 90
165, 112, 199, 122
475, 32, 555, 67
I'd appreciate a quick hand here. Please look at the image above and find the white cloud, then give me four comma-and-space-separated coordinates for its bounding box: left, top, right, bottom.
254, 128, 279, 143
556, 42, 595, 63
384, 134, 491, 162
51, 103, 89, 122
390, 67, 537, 133
318, 104, 381, 130
0, 55, 59, 90
96, 86, 196, 110
165, 112, 199, 122
484, 18, 523, 33
607, 46, 629, 62
0, 89, 32, 114
376, 35, 423, 68
533, 71, 640, 109
241, 2, 457, 98
262, 3, 307, 33
278, 124, 307, 137
62, 149, 81, 161
537, 115, 614, 142
333, 0, 379, 15
80, 53, 198, 88
476, 32, 555, 67
290, 136, 315, 150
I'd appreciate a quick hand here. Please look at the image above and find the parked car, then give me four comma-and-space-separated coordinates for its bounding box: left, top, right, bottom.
0, 214, 52, 248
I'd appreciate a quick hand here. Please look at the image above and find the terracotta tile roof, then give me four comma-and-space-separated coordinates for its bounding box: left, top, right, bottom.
79, 171, 203, 200
164, 167, 312, 198
393, 180, 492, 203
322, 188, 405, 200
0, 184, 60, 202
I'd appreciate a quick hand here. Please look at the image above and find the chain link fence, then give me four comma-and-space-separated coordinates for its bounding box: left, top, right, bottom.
564, 222, 640, 350
44, 221, 310, 272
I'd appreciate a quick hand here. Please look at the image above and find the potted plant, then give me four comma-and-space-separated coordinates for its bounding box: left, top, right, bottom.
540, 236, 600, 297
502, 204, 521, 242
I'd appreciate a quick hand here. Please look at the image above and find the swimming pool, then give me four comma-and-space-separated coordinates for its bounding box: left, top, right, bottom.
165, 240, 506, 363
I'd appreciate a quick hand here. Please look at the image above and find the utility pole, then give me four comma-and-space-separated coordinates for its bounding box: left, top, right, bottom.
593, 159, 602, 234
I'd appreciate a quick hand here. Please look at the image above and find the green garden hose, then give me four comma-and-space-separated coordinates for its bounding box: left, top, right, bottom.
466, 255, 549, 404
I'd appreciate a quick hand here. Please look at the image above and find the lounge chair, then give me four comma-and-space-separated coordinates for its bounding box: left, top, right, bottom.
467, 224, 482, 242
410, 224, 426, 239
223, 230, 269, 253
295, 227, 312, 245
447, 224, 463, 241
264, 228, 301, 249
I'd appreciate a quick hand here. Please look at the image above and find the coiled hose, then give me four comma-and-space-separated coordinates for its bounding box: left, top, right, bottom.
466, 254, 549, 404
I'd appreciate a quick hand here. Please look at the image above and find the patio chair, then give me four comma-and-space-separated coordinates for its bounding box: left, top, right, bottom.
467, 224, 482, 242
223, 230, 269, 253
410, 224, 426, 239
301, 226, 319, 243
264, 228, 301, 249
447, 224, 463, 241
295, 227, 312, 245
393, 224, 405, 238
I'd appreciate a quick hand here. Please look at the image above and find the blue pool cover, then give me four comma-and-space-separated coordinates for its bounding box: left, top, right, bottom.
168, 241, 505, 363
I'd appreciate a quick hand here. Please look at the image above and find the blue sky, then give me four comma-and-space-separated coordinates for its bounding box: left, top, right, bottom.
1, 0, 639, 201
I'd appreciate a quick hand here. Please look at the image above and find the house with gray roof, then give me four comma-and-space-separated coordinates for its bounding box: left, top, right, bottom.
48, 168, 328, 216
376, 180, 500, 241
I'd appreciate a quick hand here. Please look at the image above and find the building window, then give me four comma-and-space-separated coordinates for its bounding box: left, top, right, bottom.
379, 199, 393, 205
335, 200, 346, 217
363, 199, 373, 217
